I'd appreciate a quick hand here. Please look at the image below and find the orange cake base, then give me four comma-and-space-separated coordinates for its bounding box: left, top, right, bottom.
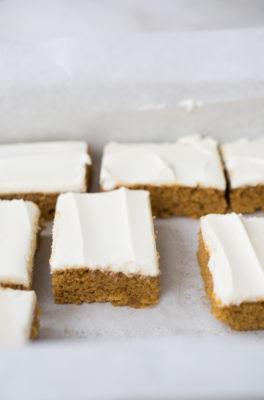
0, 165, 92, 221
0, 282, 31, 291
30, 304, 41, 340
0, 192, 60, 221
229, 185, 264, 214
52, 268, 160, 308
102, 185, 227, 218
197, 232, 264, 331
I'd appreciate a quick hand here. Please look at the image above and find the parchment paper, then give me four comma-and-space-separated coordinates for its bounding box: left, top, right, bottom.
1, 26, 264, 400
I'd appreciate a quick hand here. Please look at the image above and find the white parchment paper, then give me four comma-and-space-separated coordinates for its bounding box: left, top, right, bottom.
1, 26, 264, 399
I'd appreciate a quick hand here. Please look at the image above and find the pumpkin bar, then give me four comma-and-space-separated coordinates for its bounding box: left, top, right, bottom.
0, 141, 92, 220
221, 137, 264, 213
0, 199, 40, 290
100, 134, 227, 218
50, 188, 160, 308
0, 287, 40, 345
198, 212, 264, 330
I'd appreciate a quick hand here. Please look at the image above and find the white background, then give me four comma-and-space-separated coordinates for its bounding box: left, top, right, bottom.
1, 1, 264, 399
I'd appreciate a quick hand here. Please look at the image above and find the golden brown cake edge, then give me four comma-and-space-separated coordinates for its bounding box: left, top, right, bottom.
229, 184, 264, 214
52, 268, 160, 309
101, 184, 227, 218
30, 303, 41, 340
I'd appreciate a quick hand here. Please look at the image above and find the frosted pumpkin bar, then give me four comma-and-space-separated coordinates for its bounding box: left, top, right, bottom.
0, 141, 92, 220
197, 213, 264, 330
100, 134, 227, 218
221, 137, 264, 213
0, 199, 40, 290
50, 188, 160, 308
0, 288, 39, 345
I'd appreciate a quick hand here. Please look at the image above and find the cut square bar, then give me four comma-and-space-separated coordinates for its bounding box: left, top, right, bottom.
0, 141, 92, 220
0, 287, 39, 345
50, 188, 160, 308
0, 199, 40, 290
100, 134, 227, 218
197, 213, 264, 330
221, 137, 264, 213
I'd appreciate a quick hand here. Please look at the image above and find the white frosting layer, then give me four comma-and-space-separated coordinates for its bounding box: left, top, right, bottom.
0, 141, 91, 194
221, 138, 264, 188
100, 135, 226, 191
0, 288, 36, 345
50, 188, 159, 277
0, 200, 40, 287
201, 213, 264, 306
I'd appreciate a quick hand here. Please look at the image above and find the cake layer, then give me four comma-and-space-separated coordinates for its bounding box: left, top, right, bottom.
50, 188, 159, 277
110, 184, 227, 218
0, 199, 40, 288
100, 134, 226, 191
0, 141, 91, 194
221, 138, 264, 188
0, 192, 59, 221
52, 269, 159, 308
200, 213, 264, 306
0, 288, 37, 344
228, 185, 264, 214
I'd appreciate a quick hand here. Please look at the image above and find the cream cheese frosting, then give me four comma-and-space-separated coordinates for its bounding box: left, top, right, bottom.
0, 199, 40, 287
0, 141, 91, 194
201, 213, 264, 306
221, 138, 264, 188
100, 135, 226, 191
0, 288, 37, 345
50, 188, 159, 277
